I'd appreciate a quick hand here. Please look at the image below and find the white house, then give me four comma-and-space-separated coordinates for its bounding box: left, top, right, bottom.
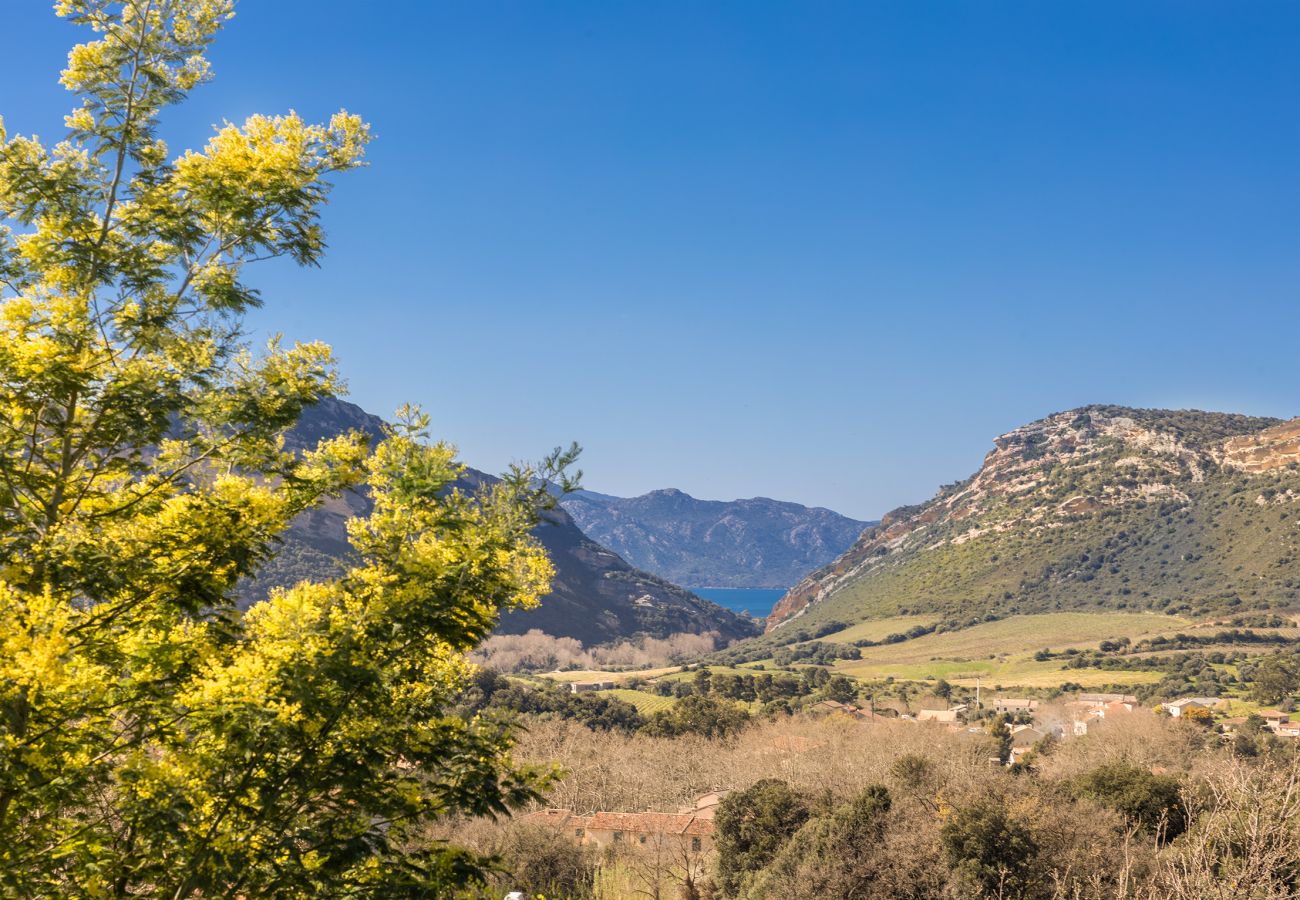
1165, 697, 1221, 717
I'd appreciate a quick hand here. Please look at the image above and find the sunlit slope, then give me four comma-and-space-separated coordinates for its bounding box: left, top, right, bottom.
831, 612, 1190, 687
770, 407, 1300, 634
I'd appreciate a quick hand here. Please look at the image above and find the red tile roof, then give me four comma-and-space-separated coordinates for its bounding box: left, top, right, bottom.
585, 811, 714, 837
519, 809, 587, 830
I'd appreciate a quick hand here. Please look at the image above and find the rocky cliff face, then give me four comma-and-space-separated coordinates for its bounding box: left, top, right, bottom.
244, 399, 760, 646
560, 488, 870, 589
768, 406, 1300, 631
1224, 419, 1300, 473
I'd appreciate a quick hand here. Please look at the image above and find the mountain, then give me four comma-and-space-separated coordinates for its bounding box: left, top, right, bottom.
558, 488, 871, 589
244, 399, 760, 646
767, 406, 1300, 633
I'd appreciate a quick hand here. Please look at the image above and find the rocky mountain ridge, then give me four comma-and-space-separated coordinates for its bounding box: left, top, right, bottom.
559, 487, 870, 589
245, 399, 760, 646
768, 406, 1300, 631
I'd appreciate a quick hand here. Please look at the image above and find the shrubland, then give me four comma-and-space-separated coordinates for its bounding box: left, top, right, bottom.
435, 710, 1300, 899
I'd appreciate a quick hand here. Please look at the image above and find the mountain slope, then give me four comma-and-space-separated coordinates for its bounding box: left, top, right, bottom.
245, 399, 760, 646
559, 488, 870, 589
768, 406, 1300, 633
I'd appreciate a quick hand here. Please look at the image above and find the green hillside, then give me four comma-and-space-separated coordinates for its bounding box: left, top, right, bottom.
767, 406, 1300, 636
829, 612, 1189, 687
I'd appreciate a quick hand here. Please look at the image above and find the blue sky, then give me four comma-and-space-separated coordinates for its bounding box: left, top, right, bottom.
4, 1, 1298, 520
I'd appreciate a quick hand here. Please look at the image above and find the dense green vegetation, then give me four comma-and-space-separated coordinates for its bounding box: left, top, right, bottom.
0, 4, 574, 894
715, 779, 812, 896
773, 406, 1299, 642
464, 671, 650, 732
805, 471, 1300, 628
1090, 406, 1280, 448
1070, 763, 1186, 840
464, 669, 790, 737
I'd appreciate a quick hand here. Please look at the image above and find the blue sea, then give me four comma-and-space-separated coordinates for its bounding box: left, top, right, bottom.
691, 588, 786, 619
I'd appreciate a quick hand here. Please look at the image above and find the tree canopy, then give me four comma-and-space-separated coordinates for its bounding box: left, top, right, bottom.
0, 2, 570, 894
713, 778, 810, 897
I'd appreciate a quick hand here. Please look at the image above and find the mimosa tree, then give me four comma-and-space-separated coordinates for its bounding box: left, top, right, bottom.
0, 2, 568, 895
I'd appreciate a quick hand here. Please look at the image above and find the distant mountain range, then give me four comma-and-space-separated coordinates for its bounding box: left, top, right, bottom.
243, 399, 760, 646
559, 488, 871, 589
769, 406, 1300, 633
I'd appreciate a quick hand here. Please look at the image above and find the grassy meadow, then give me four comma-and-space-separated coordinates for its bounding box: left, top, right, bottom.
603, 689, 678, 715
529, 609, 1300, 697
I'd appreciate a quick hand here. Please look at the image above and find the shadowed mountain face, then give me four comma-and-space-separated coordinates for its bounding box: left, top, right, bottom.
769, 406, 1300, 633
559, 488, 871, 590
244, 399, 760, 646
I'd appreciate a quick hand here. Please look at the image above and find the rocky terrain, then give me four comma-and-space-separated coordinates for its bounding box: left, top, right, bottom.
768, 406, 1300, 632
1224, 418, 1300, 472
559, 488, 870, 589
244, 399, 760, 646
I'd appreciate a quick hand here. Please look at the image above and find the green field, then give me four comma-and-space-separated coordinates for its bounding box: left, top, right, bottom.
838, 657, 1165, 689
529, 610, 1288, 693
832, 611, 1192, 688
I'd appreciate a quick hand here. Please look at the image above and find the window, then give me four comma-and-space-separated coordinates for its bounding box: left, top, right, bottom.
691, 837, 701, 852
639, 835, 646, 844
613, 831, 622, 843
574, 828, 584, 838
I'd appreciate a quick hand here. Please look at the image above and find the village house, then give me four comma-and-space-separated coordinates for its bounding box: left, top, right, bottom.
1008, 745, 1036, 765
811, 699, 861, 717
917, 704, 968, 724
994, 698, 1039, 715
1005, 723, 1048, 764
1009, 723, 1045, 742
677, 790, 729, 819
1101, 697, 1139, 714
1066, 696, 1138, 735
1078, 693, 1138, 706
1252, 710, 1300, 737
582, 812, 715, 855
568, 680, 616, 694
1070, 707, 1111, 735
811, 700, 897, 723
520, 791, 721, 855
1165, 697, 1221, 718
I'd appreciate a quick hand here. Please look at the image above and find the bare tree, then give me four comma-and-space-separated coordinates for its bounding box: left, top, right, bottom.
1153, 757, 1300, 900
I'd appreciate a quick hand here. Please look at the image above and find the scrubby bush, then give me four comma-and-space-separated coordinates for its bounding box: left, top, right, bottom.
714, 779, 811, 897
642, 695, 750, 740
494, 824, 598, 899
940, 800, 1040, 898
1071, 762, 1187, 840
746, 785, 893, 899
